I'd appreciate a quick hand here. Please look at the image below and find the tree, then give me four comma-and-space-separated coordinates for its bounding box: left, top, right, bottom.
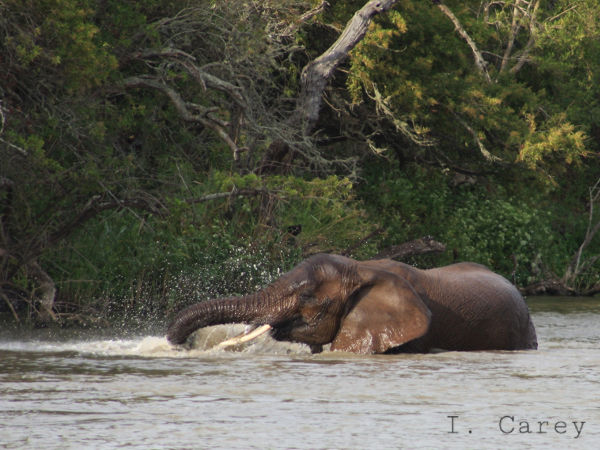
343, 0, 592, 180
0, 0, 404, 321
0, 0, 165, 321
1, 0, 599, 325
563, 177, 600, 293
119, 0, 403, 174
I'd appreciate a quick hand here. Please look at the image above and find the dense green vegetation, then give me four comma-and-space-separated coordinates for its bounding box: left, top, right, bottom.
1, 0, 598, 325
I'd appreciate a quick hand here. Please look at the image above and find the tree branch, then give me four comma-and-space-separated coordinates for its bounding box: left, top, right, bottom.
184, 188, 275, 205
296, 0, 399, 133
0, 289, 22, 323
436, 2, 492, 83
27, 259, 57, 321
47, 193, 165, 248
372, 236, 446, 260
283, 1, 330, 36
0, 247, 56, 321
129, 48, 247, 108
564, 177, 600, 284
509, 0, 540, 75
122, 76, 245, 160
368, 83, 435, 147
450, 111, 504, 163
499, 0, 523, 73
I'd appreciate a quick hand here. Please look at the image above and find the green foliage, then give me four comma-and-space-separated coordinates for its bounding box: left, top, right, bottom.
445, 193, 562, 285
3, 0, 117, 92
178, 171, 376, 256
359, 163, 450, 247
44, 168, 373, 317
344, 0, 595, 180
518, 113, 588, 178
358, 159, 590, 285
2, 0, 600, 326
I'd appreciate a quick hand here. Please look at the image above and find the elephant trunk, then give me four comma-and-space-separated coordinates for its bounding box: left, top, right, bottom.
166, 284, 299, 345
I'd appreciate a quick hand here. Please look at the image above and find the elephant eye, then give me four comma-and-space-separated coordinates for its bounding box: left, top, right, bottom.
299, 291, 314, 301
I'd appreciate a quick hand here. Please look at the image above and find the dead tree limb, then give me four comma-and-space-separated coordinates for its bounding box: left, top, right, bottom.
0, 190, 165, 322
564, 177, 600, 285
499, 0, 524, 73
47, 192, 165, 248
450, 111, 504, 163
0, 289, 21, 323
296, 0, 399, 133
128, 48, 247, 107
0, 247, 54, 321
185, 188, 276, 205
283, 1, 330, 37
0, 103, 27, 155
519, 278, 578, 297
27, 259, 57, 321
521, 178, 600, 296
508, 0, 540, 75
372, 236, 446, 260
436, 2, 492, 83
368, 84, 435, 147
122, 76, 247, 161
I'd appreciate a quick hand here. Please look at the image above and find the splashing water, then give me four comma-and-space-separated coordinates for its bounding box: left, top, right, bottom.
0, 324, 310, 359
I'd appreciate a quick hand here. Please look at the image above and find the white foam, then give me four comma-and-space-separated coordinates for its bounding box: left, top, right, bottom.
0, 325, 311, 358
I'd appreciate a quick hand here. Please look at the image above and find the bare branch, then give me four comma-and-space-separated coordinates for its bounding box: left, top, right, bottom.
0, 249, 56, 322
27, 259, 57, 321
368, 84, 435, 147
0, 101, 5, 135
297, 0, 399, 133
122, 76, 244, 160
450, 111, 504, 163
436, 2, 492, 83
372, 236, 446, 260
0, 289, 21, 323
1, 103, 28, 155
546, 4, 578, 23
509, 0, 541, 74
0, 137, 28, 156
185, 188, 275, 205
500, 0, 523, 72
47, 193, 165, 247
1, 83, 28, 156
564, 178, 600, 284
131, 47, 196, 61
283, 1, 330, 36
130, 48, 247, 108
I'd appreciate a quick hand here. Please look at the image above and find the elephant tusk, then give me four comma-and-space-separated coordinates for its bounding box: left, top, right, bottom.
215, 324, 273, 349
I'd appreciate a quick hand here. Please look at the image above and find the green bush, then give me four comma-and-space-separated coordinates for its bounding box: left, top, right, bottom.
359, 164, 452, 256
444, 193, 565, 285
358, 160, 588, 285
44, 170, 375, 321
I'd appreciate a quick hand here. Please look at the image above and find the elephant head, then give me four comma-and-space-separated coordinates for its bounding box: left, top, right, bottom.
167, 254, 431, 354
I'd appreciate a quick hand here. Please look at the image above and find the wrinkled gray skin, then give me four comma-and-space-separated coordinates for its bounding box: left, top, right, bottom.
167, 254, 537, 354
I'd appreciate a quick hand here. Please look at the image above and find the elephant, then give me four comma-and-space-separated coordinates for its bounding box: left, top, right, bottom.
167, 254, 538, 354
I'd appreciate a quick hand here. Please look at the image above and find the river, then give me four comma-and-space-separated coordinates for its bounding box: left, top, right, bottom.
1, 297, 599, 449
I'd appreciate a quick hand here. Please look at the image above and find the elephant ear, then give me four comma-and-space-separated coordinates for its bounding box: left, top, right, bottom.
331, 267, 431, 354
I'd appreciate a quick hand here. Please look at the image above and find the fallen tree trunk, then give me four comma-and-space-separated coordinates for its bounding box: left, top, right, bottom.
520, 279, 600, 297
372, 236, 446, 260
519, 279, 578, 297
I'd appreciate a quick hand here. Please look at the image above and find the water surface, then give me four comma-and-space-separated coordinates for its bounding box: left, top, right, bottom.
1, 297, 599, 449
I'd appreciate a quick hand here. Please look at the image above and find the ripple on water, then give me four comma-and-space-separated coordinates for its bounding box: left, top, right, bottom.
0, 304, 599, 449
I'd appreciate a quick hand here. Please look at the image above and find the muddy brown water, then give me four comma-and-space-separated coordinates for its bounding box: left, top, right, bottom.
1, 297, 599, 449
